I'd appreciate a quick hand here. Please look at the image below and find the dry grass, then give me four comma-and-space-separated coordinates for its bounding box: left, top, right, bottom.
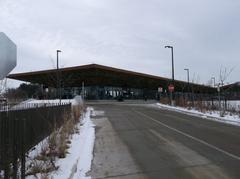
160, 97, 170, 105
26, 159, 57, 177
26, 104, 84, 177
175, 96, 187, 107
159, 94, 240, 119
72, 105, 84, 122
174, 96, 240, 117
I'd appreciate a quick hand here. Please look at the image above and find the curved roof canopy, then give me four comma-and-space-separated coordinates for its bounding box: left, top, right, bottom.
8, 64, 215, 93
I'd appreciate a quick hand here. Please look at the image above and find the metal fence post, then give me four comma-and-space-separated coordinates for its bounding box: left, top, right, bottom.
21, 119, 26, 179
4, 112, 10, 179
0, 103, 71, 178
13, 118, 18, 179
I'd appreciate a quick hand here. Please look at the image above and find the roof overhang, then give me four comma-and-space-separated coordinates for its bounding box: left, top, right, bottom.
7, 64, 215, 93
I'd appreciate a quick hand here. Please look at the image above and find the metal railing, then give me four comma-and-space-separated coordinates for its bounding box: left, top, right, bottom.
0, 102, 71, 179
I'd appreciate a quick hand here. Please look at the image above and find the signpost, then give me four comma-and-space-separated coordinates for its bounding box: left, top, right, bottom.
168, 84, 174, 106
168, 84, 174, 92
0, 32, 17, 80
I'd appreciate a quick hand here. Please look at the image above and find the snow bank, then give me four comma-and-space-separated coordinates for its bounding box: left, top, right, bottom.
50, 107, 95, 179
27, 96, 83, 106
15, 96, 83, 109
26, 106, 95, 179
155, 103, 240, 126
26, 99, 73, 105
72, 96, 83, 106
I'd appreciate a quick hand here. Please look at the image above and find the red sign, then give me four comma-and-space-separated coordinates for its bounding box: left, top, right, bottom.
168, 84, 174, 92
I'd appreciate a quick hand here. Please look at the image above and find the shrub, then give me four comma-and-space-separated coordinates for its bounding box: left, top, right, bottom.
26, 104, 83, 177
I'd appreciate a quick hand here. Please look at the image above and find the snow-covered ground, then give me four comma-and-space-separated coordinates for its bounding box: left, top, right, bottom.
24, 99, 73, 104
23, 96, 95, 179
26, 107, 95, 179
10, 96, 83, 110
21, 97, 83, 106
207, 100, 240, 111
223, 100, 240, 111
227, 100, 240, 106
50, 107, 95, 179
155, 103, 240, 126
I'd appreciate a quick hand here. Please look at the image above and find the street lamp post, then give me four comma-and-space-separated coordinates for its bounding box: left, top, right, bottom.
209, 76, 216, 107
184, 68, 190, 85
165, 46, 174, 82
165, 45, 175, 105
184, 68, 190, 95
217, 83, 221, 115
56, 49, 62, 103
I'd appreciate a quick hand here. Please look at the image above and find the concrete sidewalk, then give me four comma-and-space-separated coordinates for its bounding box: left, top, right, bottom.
90, 107, 147, 179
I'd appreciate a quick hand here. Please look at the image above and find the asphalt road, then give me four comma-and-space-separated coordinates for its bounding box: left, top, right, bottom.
91, 102, 240, 179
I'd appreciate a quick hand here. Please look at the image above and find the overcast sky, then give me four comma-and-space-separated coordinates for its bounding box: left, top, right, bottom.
1, 0, 240, 87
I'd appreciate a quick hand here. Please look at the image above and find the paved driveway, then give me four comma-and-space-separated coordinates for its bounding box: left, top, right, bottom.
90, 102, 240, 179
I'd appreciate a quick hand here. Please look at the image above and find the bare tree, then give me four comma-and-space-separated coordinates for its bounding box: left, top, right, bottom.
0, 78, 7, 96
46, 55, 74, 100
206, 78, 213, 86
218, 66, 234, 116
219, 66, 234, 86
191, 73, 201, 84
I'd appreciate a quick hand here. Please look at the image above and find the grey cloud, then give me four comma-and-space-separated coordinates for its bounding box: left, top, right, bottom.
0, 0, 239, 87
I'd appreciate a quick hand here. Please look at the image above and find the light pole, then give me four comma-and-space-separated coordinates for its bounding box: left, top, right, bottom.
184, 68, 191, 106
165, 46, 174, 82
56, 49, 62, 103
217, 83, 221, 115
184, 68, 190, 94
165, 45, 175, 105
184, 68, 189, 84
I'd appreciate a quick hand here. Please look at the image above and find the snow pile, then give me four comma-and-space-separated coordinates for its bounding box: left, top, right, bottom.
26, 96, 83, 106
26, 107, 95, 179
10, 99, 72, 110
14, 96, 83, 109
72, 96, 83, 106
51, 107, 95, 179
26, 99, 73, 105
156, 103, 240, 126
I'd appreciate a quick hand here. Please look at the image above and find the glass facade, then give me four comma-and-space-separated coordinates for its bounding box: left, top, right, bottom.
55, 86, 158, 100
